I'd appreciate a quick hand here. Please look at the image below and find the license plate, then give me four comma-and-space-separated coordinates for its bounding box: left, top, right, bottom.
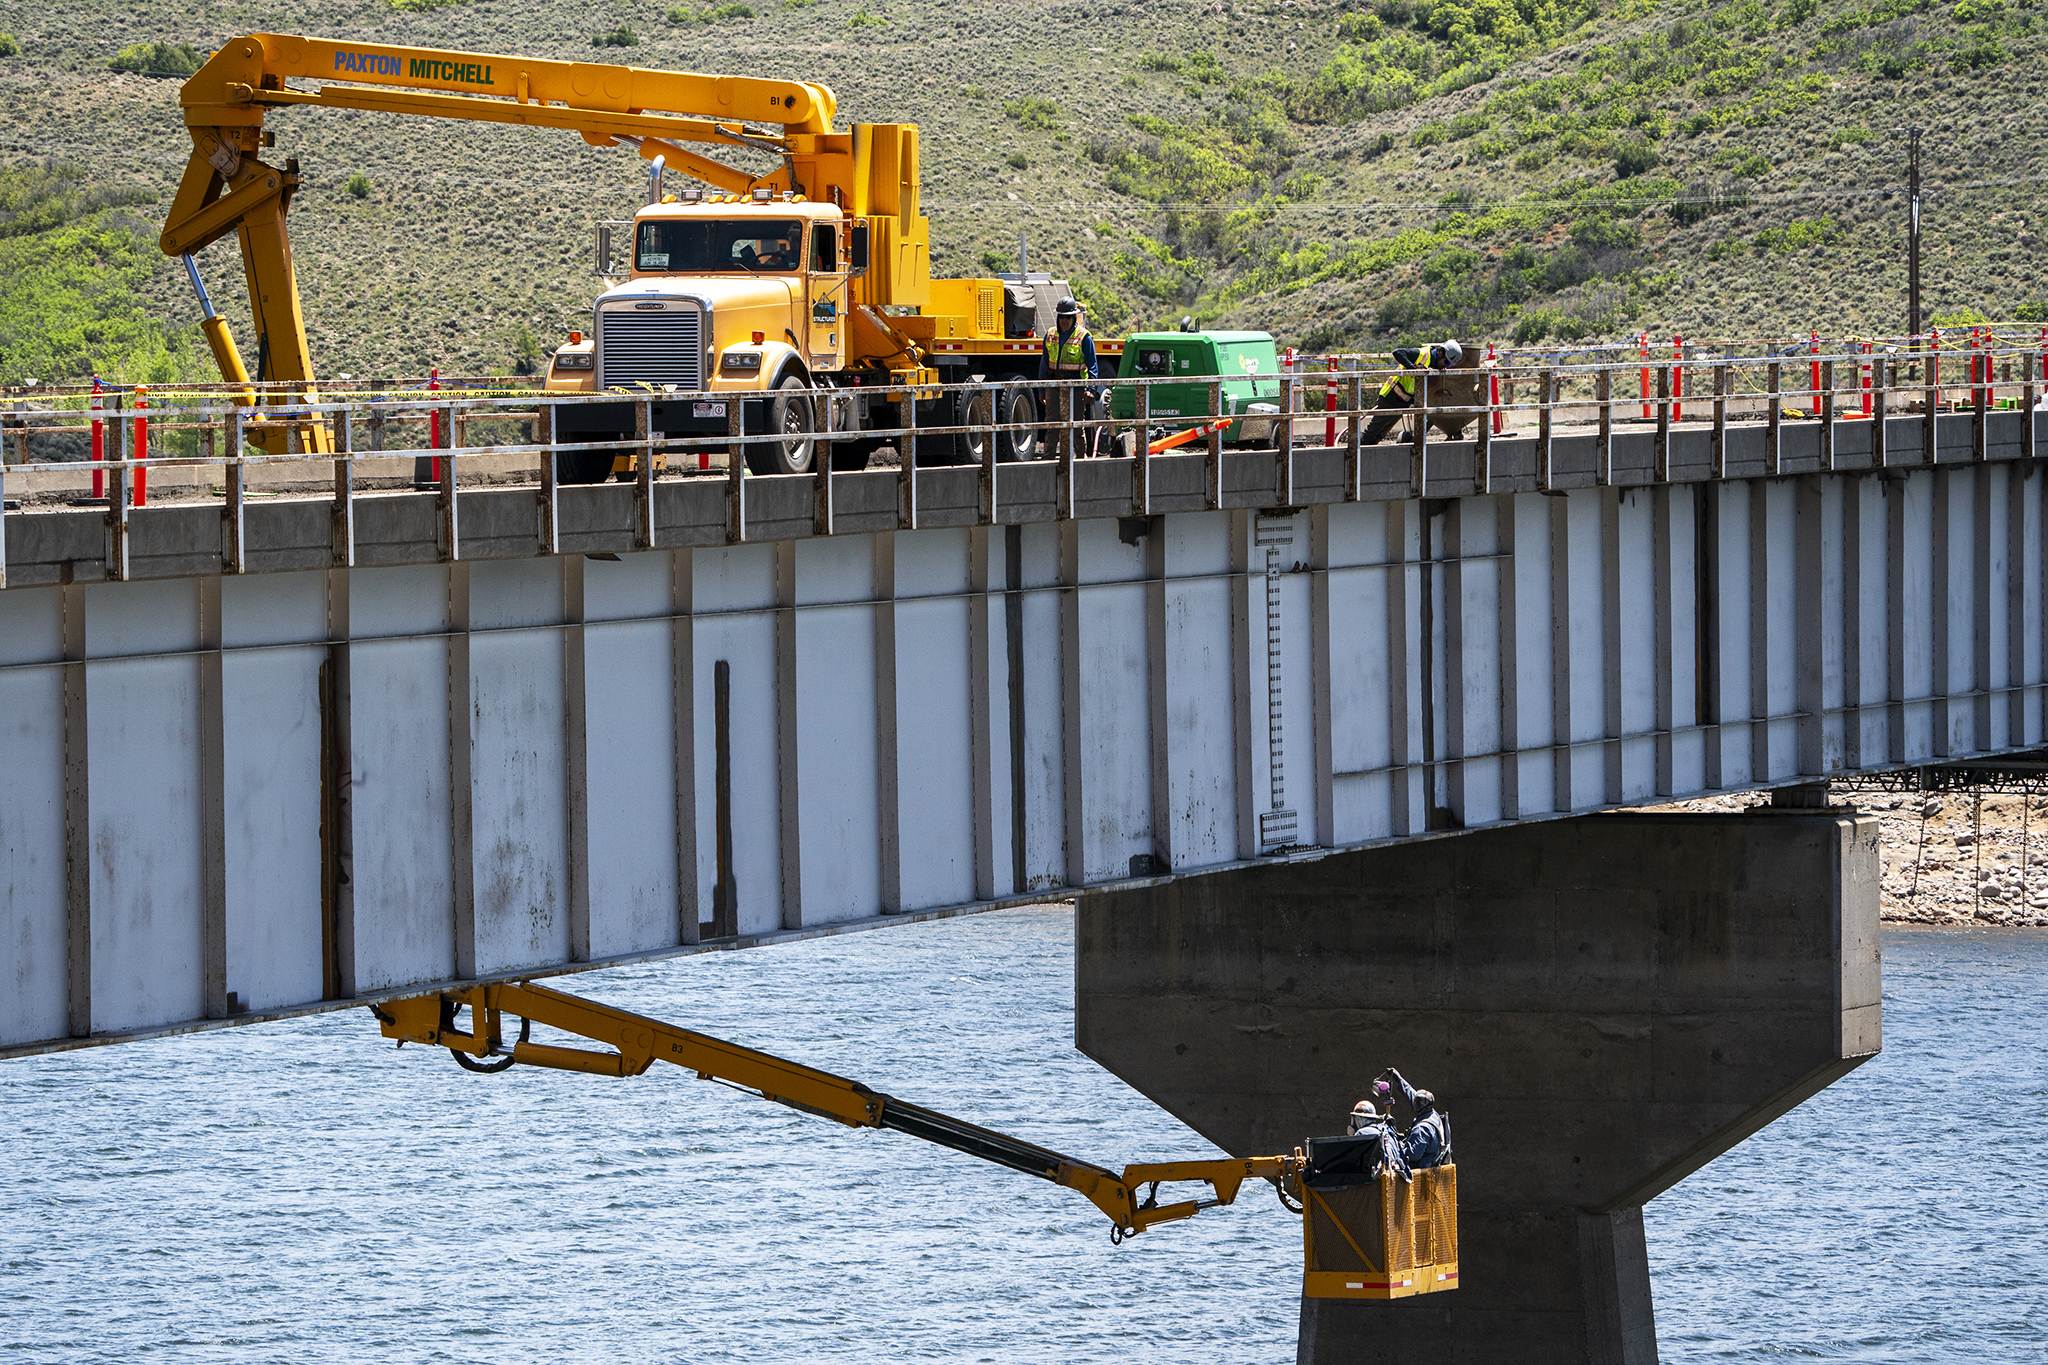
693, 402, 727, 418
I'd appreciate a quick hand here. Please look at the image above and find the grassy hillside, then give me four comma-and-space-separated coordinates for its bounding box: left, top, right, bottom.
0, 0, 2043, 385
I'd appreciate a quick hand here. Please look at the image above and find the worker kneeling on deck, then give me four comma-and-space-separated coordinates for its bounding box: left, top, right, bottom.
1362, 340, 1462, 445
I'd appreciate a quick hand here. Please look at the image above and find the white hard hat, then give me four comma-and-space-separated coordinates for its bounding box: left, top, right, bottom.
1439, 340, 1464, 368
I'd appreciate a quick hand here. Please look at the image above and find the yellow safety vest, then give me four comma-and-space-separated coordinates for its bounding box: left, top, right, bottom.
1378, 372, 1419, 403
1044, 327, 1092, 375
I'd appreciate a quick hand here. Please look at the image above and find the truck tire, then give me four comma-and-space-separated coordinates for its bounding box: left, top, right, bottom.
556, 444, 619, 485
998, 382, 1040, 462
946, 387, 994, 466
746, 375, 815, 476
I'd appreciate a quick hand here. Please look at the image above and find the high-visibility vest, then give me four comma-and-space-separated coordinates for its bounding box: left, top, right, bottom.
1044, 326, 1092, 375
1378, 371, 1418, 403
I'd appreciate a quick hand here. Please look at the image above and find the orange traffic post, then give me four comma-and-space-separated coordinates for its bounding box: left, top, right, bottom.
133, 384, 149, 506
1487, 342, 1502, 434
1324, 371, 1337, 448
90, 375, 105, 500
1671, 336, 1684, 423
1638, 332, 1651, 419
1808, 331, 1822, 415
1860, 341, 1873, 419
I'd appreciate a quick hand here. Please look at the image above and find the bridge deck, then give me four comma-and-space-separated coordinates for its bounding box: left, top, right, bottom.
2, 407, 2043, 1056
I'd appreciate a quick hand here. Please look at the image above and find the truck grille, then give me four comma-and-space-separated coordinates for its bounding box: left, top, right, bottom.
597, 306, 704, 392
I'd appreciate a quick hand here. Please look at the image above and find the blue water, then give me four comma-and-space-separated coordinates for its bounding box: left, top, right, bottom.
1, 912, 2041, 1362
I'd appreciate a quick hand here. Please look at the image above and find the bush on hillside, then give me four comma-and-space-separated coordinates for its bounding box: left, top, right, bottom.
345, 172, 372, 200
108, 42, 201, 77
592, 26, 639, 45
1613, 138, 1661, 178
0, 33, 20, 57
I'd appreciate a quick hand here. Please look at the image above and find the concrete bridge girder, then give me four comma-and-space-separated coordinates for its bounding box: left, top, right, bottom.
0, 418, 2040, 1054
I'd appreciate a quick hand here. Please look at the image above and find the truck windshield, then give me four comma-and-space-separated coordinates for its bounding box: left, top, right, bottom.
637, 219, 805, 273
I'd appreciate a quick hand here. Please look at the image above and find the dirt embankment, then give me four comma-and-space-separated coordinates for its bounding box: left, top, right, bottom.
1648, 792, 2048, 927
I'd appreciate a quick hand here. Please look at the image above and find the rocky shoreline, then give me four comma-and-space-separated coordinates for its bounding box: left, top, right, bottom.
1645, 791, 2048, 928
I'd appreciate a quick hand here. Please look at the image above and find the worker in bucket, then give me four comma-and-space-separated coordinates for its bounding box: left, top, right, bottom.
1341, 1098, 1407, 1180
1376, 1067, 1451, 1170
1040, 296, 1105, 454
1361, 340, 1464, 445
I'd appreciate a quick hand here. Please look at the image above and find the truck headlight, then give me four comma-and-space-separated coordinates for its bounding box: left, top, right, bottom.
720, 350, 764, 374
554, 352, 594, 371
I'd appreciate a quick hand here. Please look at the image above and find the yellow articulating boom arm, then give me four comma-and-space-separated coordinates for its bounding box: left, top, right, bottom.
160, 34, 841, 449
373, 980, 1298, 1241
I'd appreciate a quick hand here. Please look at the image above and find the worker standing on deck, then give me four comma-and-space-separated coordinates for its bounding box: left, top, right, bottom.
1362, 340, 1463, 445
1040, 297, 1104, 454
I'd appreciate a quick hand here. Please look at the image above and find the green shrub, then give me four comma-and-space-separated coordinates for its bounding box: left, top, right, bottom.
1139, 52, 1183, 72
108, 42, 202, 77
783, 0, 815, 8
1513, 307, 1563, 343
1004, 97, 1062, 131
1447, 111, 1490, 139
1005, 152, 1029, 170
1412, 123, 1448, 147
670, 3, 753, 21
979, 248, 1014, 273
1571, 213, 1641, 251
0, 33, 19, 57
848, 9, 885, 26
2015, 301, 2048, 323
345, 171, 372, 199
593, 25, 640, 45
1612, 139, 1660, 178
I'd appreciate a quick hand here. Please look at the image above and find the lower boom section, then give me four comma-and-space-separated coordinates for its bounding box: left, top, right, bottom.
369, 978, 1458, 1294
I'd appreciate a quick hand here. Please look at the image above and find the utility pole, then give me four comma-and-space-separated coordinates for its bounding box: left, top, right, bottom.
1905, 127, 1923, 338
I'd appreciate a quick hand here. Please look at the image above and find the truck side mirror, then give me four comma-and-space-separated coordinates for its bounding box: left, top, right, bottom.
594, 222, 631, 278
849, 220, 870, 273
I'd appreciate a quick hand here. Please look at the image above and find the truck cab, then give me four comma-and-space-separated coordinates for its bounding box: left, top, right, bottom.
1109, 330, 1285, 446
544, 190, 859, 480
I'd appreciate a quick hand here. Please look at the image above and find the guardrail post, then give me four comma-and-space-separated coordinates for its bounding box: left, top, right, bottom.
106, 399, 131, 582
1133, 378, 1152, 515
1820, 358, 1836, 471
1345, 374, 1364, 501
1537, 368, 1555, 491
1056, 386, 1075, 520
1654, 362, 1671, 482
1475, 368, 1492, 495
1409, 371, 1428, 499
439, 396, 461, 562
1278, 374, 1296, 505
1973, 358, 1989, 463
1595, 363, 1613, 485
635, 396, 656, 550
2022, 364, 2037, 462
1711, 361, 1728, 478
537, 400, 559, 556
1873, 355, 1889, 469
1923, 359, 1938, 466
1205, 379, 1223, 510
976, 383, 996, 527
899, 388, 919, 531
1766, 360, 1783, 475
1673, 336, 1686, 424
726, 393, 746, 544
816, 389, 837, 536
224, 414, 247, 575
327, 404, 353, 568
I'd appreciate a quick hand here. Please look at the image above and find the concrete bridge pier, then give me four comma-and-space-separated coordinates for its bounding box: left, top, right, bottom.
1076, 806, 1881, 1364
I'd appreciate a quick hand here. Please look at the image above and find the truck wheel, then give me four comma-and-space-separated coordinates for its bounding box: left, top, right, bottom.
998, 383, 1039, 462
831, 437, 884, 470
946, 388, 994, 466
556, 445, 619, 485
747, 376, 815, 476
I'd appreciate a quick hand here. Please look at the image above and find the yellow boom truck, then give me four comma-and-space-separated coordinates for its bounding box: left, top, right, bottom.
160, 34, 1094, 478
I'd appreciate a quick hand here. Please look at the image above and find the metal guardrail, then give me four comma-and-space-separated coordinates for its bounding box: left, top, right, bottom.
2, 342, 2044, 590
